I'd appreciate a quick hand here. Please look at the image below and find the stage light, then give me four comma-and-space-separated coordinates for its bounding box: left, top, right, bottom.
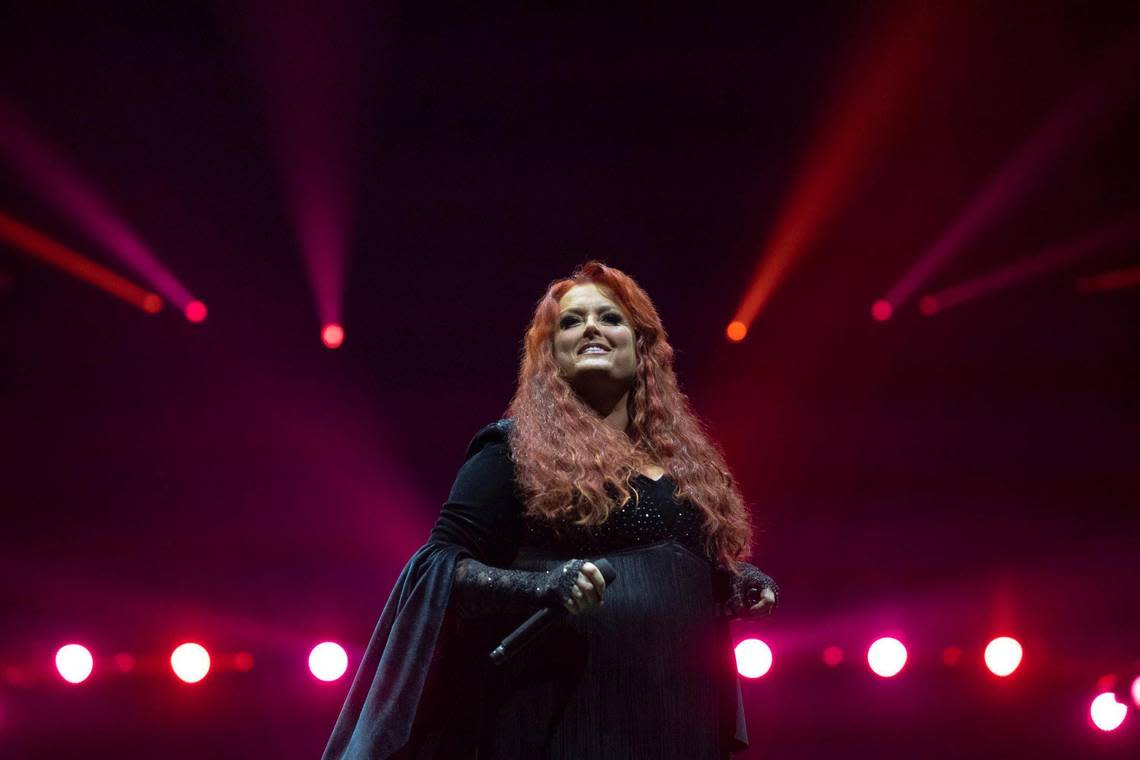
309, 642, 349, 682
1090, 692, 1127, 732
734, 639, 773, 679
141, 293, 163, 314
184, 300, 207, 323
321, 323, 345, 349
171, 643, 211, 684
983, 637, 1023, 677
0, 210, 165, 314
867, 637, 907, 677
871, 299, 893, 322
1132, 675, 1140, 708
54, 644, 93, 684
918, 295, 939, 316
822, 646, 844, 667
725, 321, 747, 342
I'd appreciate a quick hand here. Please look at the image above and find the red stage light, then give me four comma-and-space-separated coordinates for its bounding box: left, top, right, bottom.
0, 210, 166, 314
1090, 692, 1127, 732
983, 637, 1023, 677
309, 642, 349, 682
871, 299, 893, 321
171, 643, 211, 684
822, 646, 844, 667
918, 295, 939, 316
55, 644, 93, 684
184, 300, 207, 323
867, 637, 907, 677
141, 293, 163, 314
322, 323, 345, 349
734, 639, 773, 679
233, 652, 255, 672
1132, 675, 1140, 709
725, 321, 747, 342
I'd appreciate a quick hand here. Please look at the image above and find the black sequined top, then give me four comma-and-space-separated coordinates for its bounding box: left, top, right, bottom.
519, 474, 708, 558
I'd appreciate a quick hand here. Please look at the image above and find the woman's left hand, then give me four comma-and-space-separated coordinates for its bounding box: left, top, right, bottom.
747, 587, 777, 616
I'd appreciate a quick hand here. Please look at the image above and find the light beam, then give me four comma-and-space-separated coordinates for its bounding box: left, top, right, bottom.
730, 1, 940, 335
0, 210, 162, 313
0, 99, 202, 313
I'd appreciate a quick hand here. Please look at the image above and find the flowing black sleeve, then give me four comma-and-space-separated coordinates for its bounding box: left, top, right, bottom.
322, 420, 521, 760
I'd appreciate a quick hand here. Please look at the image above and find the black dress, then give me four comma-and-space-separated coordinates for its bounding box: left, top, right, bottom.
323, 420, 752, 760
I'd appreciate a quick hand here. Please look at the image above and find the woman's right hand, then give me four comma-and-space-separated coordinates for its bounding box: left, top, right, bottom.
562, 561, 606, 614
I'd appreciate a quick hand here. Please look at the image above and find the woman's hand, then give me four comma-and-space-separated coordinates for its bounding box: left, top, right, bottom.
747, 587, 777, 617
722, 562, 778, 619
562, 561, 606, 615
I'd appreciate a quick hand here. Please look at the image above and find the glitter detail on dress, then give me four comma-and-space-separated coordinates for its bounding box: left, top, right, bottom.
520, 474, 708, 558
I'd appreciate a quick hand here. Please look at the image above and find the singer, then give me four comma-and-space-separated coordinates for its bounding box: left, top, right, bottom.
322, 262, 778, 760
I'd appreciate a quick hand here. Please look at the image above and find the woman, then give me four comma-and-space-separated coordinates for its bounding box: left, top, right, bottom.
323, 262, 778, 760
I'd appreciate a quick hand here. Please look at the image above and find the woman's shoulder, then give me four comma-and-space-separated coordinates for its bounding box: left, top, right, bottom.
462, 418, 515, 462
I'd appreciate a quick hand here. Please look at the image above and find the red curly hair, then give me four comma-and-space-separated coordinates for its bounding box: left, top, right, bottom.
506, 261, 753, 567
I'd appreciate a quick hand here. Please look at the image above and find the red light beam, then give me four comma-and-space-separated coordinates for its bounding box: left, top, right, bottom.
1077, 264, 1140, 295
919, 212, 1140, 315
0, 210, 163, 314
0, 98, 202, 313
730, 1, 941, 334
883, 23, 1140, 310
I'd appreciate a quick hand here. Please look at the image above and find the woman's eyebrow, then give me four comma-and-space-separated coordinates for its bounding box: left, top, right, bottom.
560, 305, 618, 315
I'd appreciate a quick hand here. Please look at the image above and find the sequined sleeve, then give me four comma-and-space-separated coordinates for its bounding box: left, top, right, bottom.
452, 557, 586, 618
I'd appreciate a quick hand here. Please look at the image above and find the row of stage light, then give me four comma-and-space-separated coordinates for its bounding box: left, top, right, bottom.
733, 636, 1136, 733
36, 636, 1138, 734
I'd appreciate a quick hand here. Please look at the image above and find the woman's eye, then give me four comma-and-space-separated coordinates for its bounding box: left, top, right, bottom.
559, 317, 578, 329
602, 313, 622, 324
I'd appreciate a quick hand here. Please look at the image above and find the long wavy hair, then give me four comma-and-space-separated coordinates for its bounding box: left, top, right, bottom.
506, 261, 752, 567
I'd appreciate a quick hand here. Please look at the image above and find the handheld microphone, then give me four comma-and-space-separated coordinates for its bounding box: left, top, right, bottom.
489, 558, 617, 666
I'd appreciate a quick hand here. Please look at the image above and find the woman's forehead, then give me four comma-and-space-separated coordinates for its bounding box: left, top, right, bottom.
558, 282, 620, 311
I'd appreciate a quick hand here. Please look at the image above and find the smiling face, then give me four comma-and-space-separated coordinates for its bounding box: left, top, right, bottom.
553, 283, 638, 401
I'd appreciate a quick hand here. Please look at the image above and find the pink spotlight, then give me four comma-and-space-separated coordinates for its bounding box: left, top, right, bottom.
1090, 692, 1127, 732
867, 637, 907, 677
308, 642, 349, 682
184, 300, 207, 323
1131, 675, 1140, 709
822, 646, 845, 667
871, 299, 893, 321
170, 643, 211, 684
984, 636, 1023, 677
321, 323, 344, 349
54, 644, 94, 684
734, 638, 773, 679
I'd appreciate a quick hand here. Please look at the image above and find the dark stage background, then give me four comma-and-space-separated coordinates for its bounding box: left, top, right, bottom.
1, 2, 1138, 758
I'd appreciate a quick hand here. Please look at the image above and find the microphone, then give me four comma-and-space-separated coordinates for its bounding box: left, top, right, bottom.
489, 558, 617, 666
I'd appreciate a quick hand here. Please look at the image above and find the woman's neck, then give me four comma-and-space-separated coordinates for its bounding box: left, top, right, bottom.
580, 388, 631, 435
